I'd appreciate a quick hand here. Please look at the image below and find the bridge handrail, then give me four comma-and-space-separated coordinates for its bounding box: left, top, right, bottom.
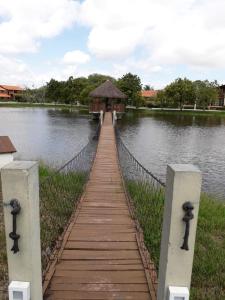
41, 121, 101, 182
115, 129, 165, 187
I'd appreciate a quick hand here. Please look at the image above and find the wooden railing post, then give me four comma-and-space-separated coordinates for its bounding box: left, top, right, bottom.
157, 164, 202, 300
100, 110, 104, 126
112, 110, 117, 126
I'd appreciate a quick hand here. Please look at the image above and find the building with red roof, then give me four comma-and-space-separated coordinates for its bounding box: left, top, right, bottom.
141, 90, 159, 107
141, 90, 158, 98
0, 85, 23, 101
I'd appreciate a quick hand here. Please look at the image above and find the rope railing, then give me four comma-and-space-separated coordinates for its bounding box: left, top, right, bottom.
116, 128, 165, 289
40, 122, 100, 272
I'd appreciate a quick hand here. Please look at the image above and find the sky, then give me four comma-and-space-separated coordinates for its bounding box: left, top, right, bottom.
0, 0, 225, 89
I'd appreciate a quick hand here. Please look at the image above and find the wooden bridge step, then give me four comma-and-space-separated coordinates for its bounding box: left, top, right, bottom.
61, 250, 140, 260
48, 282, 148, 292
52, 270, 146, 283
78, 209, 130, 215
57, 259, 143, 266
76, 217, 133, 225
65, 241, 138, 250
47, 291, 150, 300
67, 233, 136, 242
56, 262, 143, 271
69, 230, 136, 235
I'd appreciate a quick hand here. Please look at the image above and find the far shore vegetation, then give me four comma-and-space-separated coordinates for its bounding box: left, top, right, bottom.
2, 101, 225, 120
0, 73, 222, 113
129, 107, 225, 117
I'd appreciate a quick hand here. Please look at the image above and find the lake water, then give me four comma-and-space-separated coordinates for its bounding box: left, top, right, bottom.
0, 108, 225, 199
0, 108, 97, 167
118, 111, 225, 199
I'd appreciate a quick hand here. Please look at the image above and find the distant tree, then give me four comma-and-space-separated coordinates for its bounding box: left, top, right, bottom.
80, 85, 96, 105
87, 74, 115, 86
155, 90, 168, 108
144, 84, 154, 91
21, 86, 47, 103
164, 78, 195, 110
45, 79, 63, 103
117, 73, 142, 107
72, 77, 88, 103
194, 80, 219, 109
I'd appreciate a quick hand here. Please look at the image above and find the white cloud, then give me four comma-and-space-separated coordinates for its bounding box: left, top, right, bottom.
2, 0, 225, 87
0, 55, 32, 86
62, 50, 90, 65
0, 0, 80, 54
79, 0, 225, 68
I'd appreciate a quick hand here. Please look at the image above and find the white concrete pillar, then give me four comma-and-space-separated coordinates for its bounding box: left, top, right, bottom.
0, 136, 16, 168
1, 161, 43, 300
157, 164, 202, 300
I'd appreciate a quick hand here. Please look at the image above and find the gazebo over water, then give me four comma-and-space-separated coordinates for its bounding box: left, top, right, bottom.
89, 80, 127, 116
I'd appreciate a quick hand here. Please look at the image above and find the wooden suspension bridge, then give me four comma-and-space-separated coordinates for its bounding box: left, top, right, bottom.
44, 112, 156, 300
0, 80, 202, 300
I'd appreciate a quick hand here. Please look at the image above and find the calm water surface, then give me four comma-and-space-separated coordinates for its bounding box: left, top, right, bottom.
0, 108, 96, 167
118, 112, 225, 199
0, 108, 225, 198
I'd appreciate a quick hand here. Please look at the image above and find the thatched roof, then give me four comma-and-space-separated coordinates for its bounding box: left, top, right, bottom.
89, 80, 127, 99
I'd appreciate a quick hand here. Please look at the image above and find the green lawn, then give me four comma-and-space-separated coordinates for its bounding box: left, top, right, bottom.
127, 181, 225, 299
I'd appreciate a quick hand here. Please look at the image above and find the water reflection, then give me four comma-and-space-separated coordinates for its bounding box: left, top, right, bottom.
118, 112, 225, 199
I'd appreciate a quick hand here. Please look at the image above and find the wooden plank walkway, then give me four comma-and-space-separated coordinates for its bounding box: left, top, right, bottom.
45, 112, 153, 300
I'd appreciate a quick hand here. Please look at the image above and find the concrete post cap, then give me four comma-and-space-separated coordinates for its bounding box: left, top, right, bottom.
0, 136, 16, 154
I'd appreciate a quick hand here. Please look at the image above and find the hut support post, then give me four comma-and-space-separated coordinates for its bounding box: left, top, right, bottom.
100, 110, 104, 126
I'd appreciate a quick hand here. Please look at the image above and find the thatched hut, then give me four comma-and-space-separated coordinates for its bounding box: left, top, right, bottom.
89, 80, 127, 116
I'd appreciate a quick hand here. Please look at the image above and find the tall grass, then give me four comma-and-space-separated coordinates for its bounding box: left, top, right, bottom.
40, 165, 86, 269
126, 180, 164, 269
127, 181, 225, 299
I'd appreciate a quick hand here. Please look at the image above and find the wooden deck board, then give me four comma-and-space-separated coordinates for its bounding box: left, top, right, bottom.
47, 291, 150, 300
44, 112, 152, 300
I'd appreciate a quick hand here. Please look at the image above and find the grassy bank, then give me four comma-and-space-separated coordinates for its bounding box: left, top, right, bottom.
0, 101, 88, 111
0, 164, 86, 296
127, 181, 225, 299
127, 107, 225, 118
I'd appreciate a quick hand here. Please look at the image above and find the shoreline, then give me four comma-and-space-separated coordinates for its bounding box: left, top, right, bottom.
127, 107, 225, 117
1, 102, 225, 117
0, 101, 89, 110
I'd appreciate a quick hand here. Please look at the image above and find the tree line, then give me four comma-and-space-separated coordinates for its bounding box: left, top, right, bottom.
21, 73, 220, 109
156, 78, 219, 110
22, 73, 142, 106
